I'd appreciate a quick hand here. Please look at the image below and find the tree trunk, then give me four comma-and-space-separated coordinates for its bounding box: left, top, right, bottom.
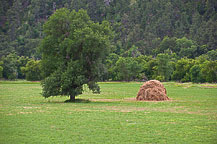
70, 94, 75, 102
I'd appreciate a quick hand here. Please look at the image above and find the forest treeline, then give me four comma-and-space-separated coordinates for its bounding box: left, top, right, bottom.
0, 0, 217, 82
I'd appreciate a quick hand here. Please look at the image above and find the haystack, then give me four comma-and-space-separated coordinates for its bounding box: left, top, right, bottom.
136, 80, 169, 101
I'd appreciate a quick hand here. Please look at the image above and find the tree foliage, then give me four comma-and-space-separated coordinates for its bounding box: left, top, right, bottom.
0, 1, 216, 83
21, 59, 42, 81
40, 8, 113, 101
172, 58, 195, 82
155, 53, 174, 81
1, 53, 18, 80
114, 57, 142, 81
0, 61, 3, 78
1, 0, 217, 58
201, 60, 217, 83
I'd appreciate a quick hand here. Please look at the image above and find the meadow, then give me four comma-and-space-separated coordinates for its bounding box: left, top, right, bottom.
0, 81, 217, 143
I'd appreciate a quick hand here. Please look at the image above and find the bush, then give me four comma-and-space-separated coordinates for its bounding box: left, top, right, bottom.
0, 66, 3, 78
21, 60, 42, 81
201, 60, 217, 83
189, 65, 204, 83
1, 53, 18, 80
155, 76, 165, 82
17, 56, 30, 79
114, 57, 142, 81
172, 58, 194, 82
155, 53, 174, 81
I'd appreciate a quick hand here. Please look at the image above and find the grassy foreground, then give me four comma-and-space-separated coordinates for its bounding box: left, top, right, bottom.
0, 81, 217, 144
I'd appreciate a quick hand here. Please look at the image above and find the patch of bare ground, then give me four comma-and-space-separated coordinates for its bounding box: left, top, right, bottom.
68, 109, 105, 114
200, 86, 217, 88
124, 97, 173, 102
166, 122, 177, 124
67, 103, 210, 115
175, 83, 217, 88
106, 106, 211, 115
19, 112, 33, 114
155, 107, 208, 115
4, 106, 50, 116
102, 106, 148, 113
89, 98, 173, 102
89, 99, 123, 102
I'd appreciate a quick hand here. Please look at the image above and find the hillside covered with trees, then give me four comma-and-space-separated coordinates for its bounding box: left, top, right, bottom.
0, 0, 217, 83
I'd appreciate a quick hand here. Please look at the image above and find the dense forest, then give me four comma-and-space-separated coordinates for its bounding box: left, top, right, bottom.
0, 0, 217, 82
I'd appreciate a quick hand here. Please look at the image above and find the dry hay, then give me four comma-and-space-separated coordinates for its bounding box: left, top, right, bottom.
136, 80, 169, 101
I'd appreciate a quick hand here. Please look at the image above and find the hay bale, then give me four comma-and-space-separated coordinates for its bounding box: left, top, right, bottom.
136, 80, 169, 101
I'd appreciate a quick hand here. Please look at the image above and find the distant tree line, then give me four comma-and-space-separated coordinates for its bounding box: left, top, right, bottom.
104, 51, 217, 83
1, 36, 216, 83
1, 0, 217, 58
0, 0, 217, 83
102, 36, 217, 83
0, 53, 42, 81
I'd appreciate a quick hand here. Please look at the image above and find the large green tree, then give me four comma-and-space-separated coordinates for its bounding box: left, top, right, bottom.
40, 8, 113, 102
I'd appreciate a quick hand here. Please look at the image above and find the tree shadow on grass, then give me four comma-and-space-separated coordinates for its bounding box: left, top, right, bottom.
43, 98, 120, 105
64, 98, 91, 103
43, 97, 172, 105
64, 98, 121, 104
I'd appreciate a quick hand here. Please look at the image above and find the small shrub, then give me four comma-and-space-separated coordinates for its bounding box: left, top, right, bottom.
21, 60, 42, 81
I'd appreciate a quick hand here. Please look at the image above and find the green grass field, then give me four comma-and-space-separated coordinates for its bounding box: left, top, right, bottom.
0, 81, 217, 143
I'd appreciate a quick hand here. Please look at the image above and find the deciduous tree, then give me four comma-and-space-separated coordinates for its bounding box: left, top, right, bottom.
40, 8, 113, 102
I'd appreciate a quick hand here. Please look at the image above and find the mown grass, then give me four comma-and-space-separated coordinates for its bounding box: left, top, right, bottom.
0, 81, 217, 143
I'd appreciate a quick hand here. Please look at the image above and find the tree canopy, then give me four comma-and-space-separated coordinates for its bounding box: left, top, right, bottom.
40, 8, 113, 102
1, 0, 217, 58
0, 1, 216, 84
